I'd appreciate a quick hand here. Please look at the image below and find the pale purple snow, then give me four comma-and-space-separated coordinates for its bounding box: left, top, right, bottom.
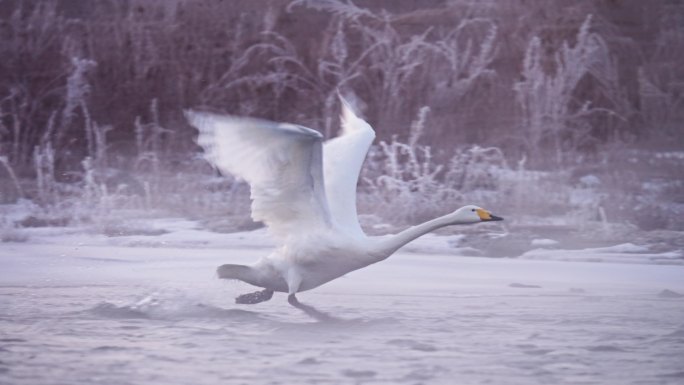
1, 225, 683, 385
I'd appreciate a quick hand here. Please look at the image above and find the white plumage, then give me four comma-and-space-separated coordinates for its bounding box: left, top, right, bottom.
322, 96, 376, 237
190, 114, 331, 240
185, 95, 502, 316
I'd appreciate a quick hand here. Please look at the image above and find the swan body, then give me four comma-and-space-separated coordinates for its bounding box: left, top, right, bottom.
185, 96, 503, 313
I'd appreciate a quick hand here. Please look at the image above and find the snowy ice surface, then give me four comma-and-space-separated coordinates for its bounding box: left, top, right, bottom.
520, 243, 683, 265
1, 222, 684, 385
530, 238, 560, 247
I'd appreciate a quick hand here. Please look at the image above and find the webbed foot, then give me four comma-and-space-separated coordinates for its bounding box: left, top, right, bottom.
235, 289, 274, 304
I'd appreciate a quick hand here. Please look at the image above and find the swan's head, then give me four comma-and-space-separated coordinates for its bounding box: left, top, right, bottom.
450, 205, 503, 224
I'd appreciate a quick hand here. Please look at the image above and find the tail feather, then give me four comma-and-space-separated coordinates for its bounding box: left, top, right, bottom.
217, 264, 251, 280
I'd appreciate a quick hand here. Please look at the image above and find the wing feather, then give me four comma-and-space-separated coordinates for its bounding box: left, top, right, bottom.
322, 97, 376, 237
186, 111, 332, 239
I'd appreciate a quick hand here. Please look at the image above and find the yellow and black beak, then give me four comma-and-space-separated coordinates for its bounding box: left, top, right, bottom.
476, 209, 504, 222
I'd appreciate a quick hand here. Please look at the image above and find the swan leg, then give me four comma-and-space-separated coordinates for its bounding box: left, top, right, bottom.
287, 294, 333, 322
282, 268, 332, 321
235, 289, 274, 305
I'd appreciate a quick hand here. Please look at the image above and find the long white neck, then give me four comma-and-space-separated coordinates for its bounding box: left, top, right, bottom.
373, 213, 467, 258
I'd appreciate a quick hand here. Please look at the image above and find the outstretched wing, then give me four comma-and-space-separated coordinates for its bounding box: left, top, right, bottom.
322, 96, 376, 237
186, 111, 332, 240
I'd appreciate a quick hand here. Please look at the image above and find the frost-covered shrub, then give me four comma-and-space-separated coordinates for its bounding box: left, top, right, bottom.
445, 145, 507, 193
33, 143, 58, 205
359, 107, 510, 225
635, 9, 684, 142
0, 200, 38, 242
0, 156, 23, 202
63, 58, 96, 128
0, 0, 680, 236
286, 0, 498, 140
361, 137, 462, 224
0, 1, 67, 165
0, 222, 28, 243
514, 15, 625, 165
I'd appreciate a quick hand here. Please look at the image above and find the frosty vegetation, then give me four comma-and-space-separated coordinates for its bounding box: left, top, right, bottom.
0, 1, 682, 254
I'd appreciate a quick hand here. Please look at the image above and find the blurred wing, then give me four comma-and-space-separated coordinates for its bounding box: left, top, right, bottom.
322, 96, 376, 237
186, 111, 332, 239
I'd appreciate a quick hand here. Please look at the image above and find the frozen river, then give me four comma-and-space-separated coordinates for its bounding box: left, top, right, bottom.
1, 237, 684, 385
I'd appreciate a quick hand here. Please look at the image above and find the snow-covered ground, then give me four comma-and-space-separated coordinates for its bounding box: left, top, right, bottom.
1, 221, 684, 385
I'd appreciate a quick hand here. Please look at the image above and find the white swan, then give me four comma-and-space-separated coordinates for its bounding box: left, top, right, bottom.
185, 96, 502, 316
